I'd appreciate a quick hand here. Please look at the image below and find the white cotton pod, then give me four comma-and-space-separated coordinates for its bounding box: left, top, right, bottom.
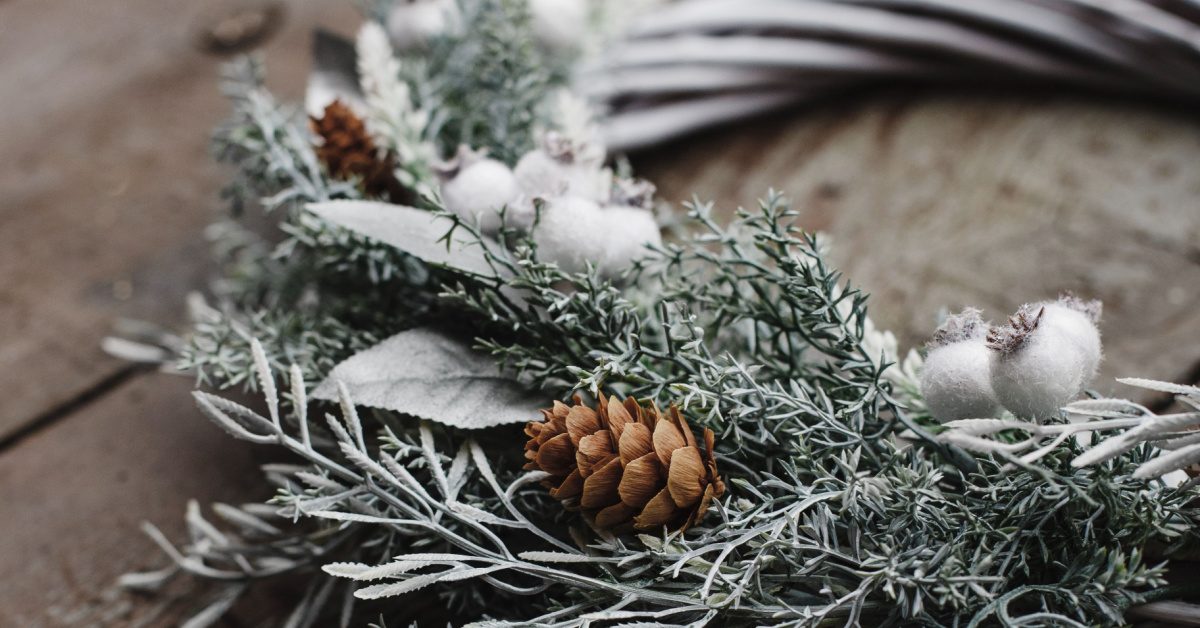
595, 206, 662, 278
988, 299, 1102, 420
919, 308, 1001, 423
514, 135, 610, 203
529, 0, 589, 52
514, 148, 571, 198
440, 157, 522, 236
1039, 296, 1103, 386
386, 0, 460, 51
532, 196, 606, 274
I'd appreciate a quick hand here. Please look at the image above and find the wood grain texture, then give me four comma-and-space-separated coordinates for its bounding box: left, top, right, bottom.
0, 0, 362, 441
0, 0, 358, 625
0, 374, 267, 627
634, 91, 1200, 396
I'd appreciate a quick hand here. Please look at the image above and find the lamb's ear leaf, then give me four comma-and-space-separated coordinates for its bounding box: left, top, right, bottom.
307, 200, 499, 277
311, 328, 538, 429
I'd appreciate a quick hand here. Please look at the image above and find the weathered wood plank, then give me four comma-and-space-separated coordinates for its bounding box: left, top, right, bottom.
0, 373, 266, 627
0, 0, 362, 440
635, 91, 1200, 397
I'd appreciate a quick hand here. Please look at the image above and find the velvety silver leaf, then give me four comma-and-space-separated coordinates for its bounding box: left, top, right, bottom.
312, 328, 538, 429
307, 200, 501, 277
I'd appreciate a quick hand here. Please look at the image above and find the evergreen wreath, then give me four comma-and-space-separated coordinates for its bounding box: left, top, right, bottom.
114, 1, 1200, 626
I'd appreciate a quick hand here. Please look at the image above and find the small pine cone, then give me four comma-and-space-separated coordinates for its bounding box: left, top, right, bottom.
523, 393, 725, 532
311, 101, 410, 203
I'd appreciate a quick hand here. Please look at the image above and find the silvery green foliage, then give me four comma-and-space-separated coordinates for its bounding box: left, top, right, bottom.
141, 2, 1200, 625
147, 192, 1199, 627
183, 0, 562, 395
421, 0, 555, 164
355, 21, 438, 191
213, 58, 362, 217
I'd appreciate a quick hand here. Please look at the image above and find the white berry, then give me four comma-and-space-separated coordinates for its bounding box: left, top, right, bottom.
532, 196, 606, 274
440, 158, 522, 236
919, 308, 1000, 423
514, 149, 570, 198
596, 206, 662, 278
987, 298, 1102, 419
529, 0, 589, 52
1039, 298, 1102, 385
387, 0, 460, 51
514, 143, 609, 203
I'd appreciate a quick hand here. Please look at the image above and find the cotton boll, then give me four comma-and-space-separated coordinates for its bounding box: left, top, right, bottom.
440, 159, 521, 235
987, 303, 1094, 419
514, 136, 610, 202
529, 0, 589, 52
532, 196, 606, 274
596, 206, 662, 278
919, 308, 1000, 422
514, 149, 570, 198
387, 0, 460, 51
922, 342, 1000, 422
1039, 296, 1102, 385
567, 163, 612, 203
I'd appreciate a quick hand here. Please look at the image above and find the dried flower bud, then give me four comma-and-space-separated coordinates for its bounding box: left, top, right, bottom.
611, 177, 657, 209
386, 0, 460, 51
437, 146, 523, 235
988, 297, 1103, 419
920, 308, 1000, 422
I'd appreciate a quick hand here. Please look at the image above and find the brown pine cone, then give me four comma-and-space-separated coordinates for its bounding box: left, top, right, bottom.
524, 393, 725, 532
311, 100, 411, 203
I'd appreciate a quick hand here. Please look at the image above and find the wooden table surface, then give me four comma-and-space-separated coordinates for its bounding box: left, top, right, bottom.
1, 0, 1198, 626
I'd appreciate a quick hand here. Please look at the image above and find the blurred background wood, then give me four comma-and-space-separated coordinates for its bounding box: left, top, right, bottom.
0, 0, 1197, 626
635, 92, 1200, 402
0, 0, 360, 625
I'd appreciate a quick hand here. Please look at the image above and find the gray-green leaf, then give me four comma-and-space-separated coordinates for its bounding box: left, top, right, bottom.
311, 328, 539, 429
307, 200, 499, 277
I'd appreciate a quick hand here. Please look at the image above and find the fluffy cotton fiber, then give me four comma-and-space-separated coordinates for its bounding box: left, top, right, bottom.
514, 143, 610, 203
988, 297, 1102, 419
440, 157, 524, 235
596, 206, 662, 278
532, 196, 607, 274
920, 308, 1001, 422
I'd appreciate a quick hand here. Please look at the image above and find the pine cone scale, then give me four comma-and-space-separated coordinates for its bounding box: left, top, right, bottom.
668, 446, 705, 508
653, 420, 685, 466
535, 432, 574, 476
565, 405, 599, 445
580, 458, 622, 509
634, 488, 677, 529
524, 393, 724, 533
550, 469, 583, 500
618, 422, 653, 462
618, 453, 662, 507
